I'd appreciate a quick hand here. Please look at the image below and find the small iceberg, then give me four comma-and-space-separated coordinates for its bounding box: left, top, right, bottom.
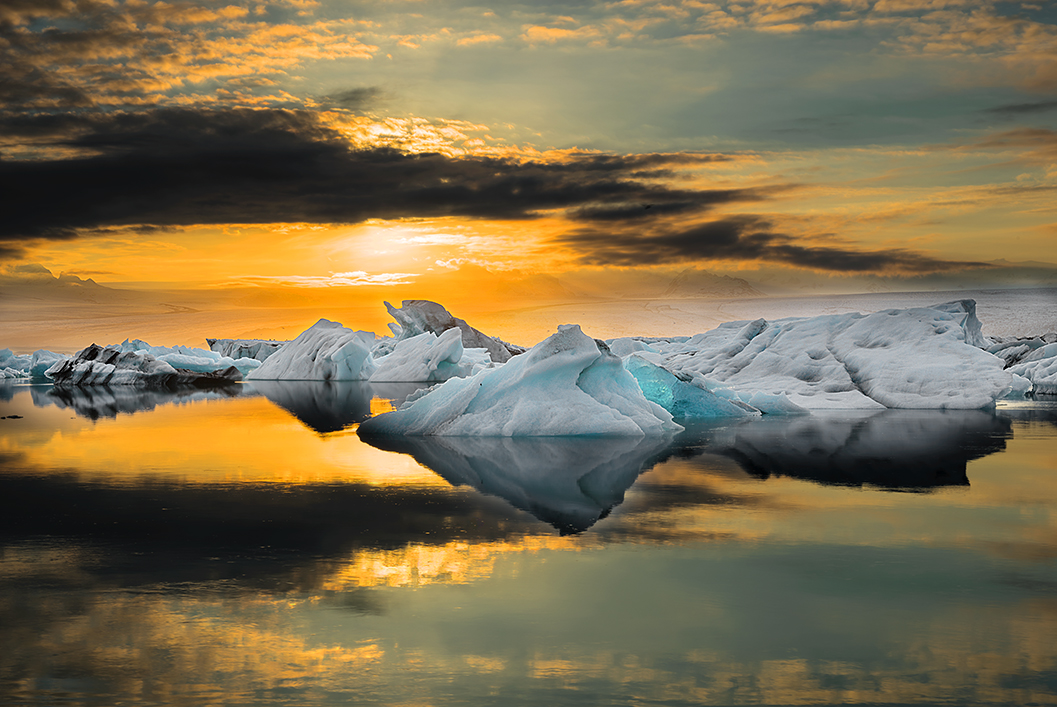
359, 325, 683, 437
46, 344, 242, 388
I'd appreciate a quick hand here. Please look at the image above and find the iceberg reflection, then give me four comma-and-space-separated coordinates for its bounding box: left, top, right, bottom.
686, 409, 1012, 489
250, 380, 430, 434
30, 383, 247, 420
363, 434, 675, 533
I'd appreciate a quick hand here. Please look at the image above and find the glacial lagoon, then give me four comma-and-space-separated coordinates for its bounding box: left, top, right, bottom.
1, 381, 1056, 706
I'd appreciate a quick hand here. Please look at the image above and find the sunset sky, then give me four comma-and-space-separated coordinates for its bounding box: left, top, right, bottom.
2, 0, 1057, 323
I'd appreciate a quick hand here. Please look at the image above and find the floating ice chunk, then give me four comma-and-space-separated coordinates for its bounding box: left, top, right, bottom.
207, 338, 286, 362
359, 325, 682, 437
112, 338, 260, 376
46, 344, 242, 388
651, 301, 1017, 410
623, 354, 758, 419
247, 319, 376, 381
384, 300, 525, 363
369, 328, 469, 382
1008, 341, 1057, 395
1, 367, 25, 379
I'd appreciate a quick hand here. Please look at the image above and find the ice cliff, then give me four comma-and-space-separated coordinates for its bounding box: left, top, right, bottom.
358, 324, 683, 437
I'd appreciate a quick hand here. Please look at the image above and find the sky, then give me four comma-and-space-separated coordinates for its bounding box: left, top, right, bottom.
2, 0, 1057, 321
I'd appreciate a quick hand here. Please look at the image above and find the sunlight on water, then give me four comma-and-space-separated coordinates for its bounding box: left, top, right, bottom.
2, 381, 1056, 706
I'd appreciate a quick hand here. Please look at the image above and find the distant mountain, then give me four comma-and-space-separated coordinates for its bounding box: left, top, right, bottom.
0, 265, 145, 304
660, 269, 764, 298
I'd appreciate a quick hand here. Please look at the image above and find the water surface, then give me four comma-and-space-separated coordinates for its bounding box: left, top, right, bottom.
2, 381, 1055, 706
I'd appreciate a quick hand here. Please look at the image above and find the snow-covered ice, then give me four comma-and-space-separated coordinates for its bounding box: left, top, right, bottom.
358, 325, 683, 437
248, 317, 492, 382
47, 344, 242, 388
370, 328, 480, 383
247, 319, 377, 381
631, 300, 1020, 410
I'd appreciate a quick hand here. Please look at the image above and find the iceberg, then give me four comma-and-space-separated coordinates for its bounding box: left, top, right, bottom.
115, 339, 260, 376
640, 301, 1018, 410
0, 348, 68, 379
46, 344, 242, 388
207, 338, 286, 362
358, 325, 683, 437
384, 300, 525, 363
247, 319, 377, 381
1007, 342, 1057, 395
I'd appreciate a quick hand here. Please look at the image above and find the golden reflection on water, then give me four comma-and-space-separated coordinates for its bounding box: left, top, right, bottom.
2, 386, 1057, 705
322, 536, 590, 590
3, 392, 443, 487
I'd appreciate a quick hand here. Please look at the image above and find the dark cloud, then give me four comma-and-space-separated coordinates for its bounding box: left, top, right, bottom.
983, 100, 1057, 116
325, 86, 385, 110
0, 107, 767, 241
559, 216, 993, 273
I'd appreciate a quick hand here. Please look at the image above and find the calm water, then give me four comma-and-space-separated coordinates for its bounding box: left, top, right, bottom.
1, 381, 1056, 706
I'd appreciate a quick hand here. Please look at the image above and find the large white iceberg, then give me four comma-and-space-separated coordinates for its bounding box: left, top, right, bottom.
358, 325, 683, 437
247, 319, 377, 381
634, 300, 1019, 410
46, 344, 242, 388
